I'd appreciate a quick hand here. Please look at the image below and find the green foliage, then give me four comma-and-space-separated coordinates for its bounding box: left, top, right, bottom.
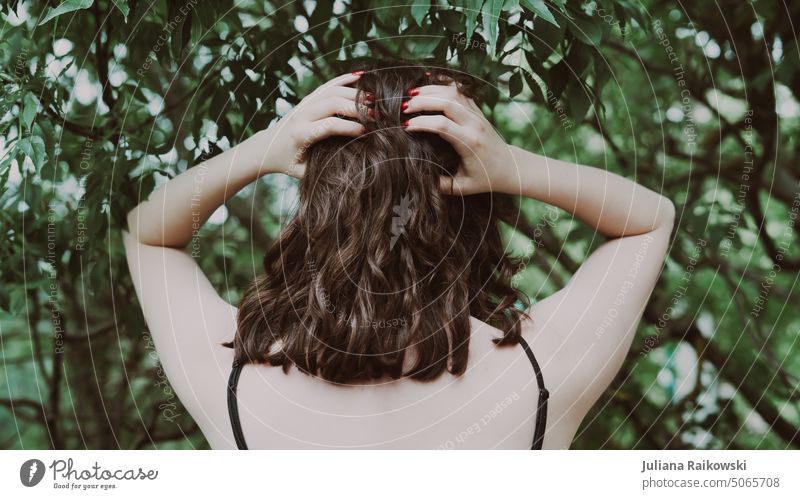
1, 0, 798, 449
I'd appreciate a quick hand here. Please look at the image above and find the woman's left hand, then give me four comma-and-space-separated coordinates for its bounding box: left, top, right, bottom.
401, 82, 519, 195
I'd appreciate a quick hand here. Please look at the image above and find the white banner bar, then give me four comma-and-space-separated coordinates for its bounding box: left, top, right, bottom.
1, 450, 797, 497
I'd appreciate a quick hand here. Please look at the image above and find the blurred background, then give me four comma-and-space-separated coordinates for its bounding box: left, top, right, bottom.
0, 0, 798, 449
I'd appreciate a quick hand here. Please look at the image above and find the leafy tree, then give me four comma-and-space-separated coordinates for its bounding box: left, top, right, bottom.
1, 0, 798, 449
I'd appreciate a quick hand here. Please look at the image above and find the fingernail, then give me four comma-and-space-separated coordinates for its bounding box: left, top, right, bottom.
425, 71, 431, 76
401, 101, 409, 111
352, 70, 364, 76
406, 88, 419, 96
402, 120, 410, 127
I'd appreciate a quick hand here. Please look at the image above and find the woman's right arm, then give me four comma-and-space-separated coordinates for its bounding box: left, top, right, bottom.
404, 83, 675, 429
504, 147, 675, 238
402, 82, 674, 233
504, 146, 675, 425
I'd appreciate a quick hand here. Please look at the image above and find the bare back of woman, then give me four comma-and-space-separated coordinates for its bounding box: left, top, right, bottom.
124, 60, 674, 449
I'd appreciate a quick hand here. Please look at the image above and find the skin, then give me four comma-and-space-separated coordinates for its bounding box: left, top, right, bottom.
124, 72, 675, 449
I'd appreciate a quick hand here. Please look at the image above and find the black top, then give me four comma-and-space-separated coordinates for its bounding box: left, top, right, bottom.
227, 336, 549, 450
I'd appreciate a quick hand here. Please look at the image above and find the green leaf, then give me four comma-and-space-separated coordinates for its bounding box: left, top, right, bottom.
411, 0, 429, 26
567, 79, 591, 121
565, 41, 592, 77
111, 0, 130, 21
16, 137, 31, 159
464, 0, 482, 42
39, 0, 94, 26
481, 0, 504, 54
567, 12, 602, 46
410, 35, 442, 57
372, 0, 403, 27
22, 93, 39, 129
520, 0, 559, 27
0, 149, 13, 190
615, 0, 647, 32
520, 68, 545, 103
527, 9, 565, 57
180, 8, 193, 55
438, 10, 465, 32
29, 136, 47, 168
17, 136, 47, 168
8, 287, 26, 315
509, 71, 523, 98
547, 60, 569, 98
463, 49, 489, 75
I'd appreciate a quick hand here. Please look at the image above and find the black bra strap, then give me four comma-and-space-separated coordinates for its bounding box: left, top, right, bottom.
518, 336, 549, 450
227, 344, 548, 450
227, 361, 249, 450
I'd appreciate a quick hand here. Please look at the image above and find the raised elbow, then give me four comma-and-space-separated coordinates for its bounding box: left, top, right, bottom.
658, 197, 676, 230
126, 206, 142, 242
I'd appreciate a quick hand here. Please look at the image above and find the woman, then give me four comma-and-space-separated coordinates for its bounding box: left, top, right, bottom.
124, 60, 674, 449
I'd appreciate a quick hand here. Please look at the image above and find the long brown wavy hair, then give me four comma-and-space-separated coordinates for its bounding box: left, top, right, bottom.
231, 59, 529, 383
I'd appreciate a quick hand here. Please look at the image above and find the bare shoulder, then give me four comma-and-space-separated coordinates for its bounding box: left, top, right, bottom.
520, 290, 574, 372
520, 226, 672, 432
516, 293, 592, 445
123, 231, 238, 444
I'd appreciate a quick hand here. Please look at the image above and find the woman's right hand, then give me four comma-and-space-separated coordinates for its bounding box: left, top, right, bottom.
258, 72, 369, 178
401, 81, 520, 195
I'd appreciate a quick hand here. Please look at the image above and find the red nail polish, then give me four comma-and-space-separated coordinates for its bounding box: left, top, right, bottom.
352, 70, 364, 76
401, 101, 409, 110
402, 120, 410, 127
406, 88, 419, 96
425, 71, 432, 76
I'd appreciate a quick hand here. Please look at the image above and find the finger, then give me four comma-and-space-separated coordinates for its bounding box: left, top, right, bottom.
403, 115, 475, 155
305, 96, 367, 121
438, 175, 471, 196
408, 84, 460, 98
421, 82, 481, 111
314, 86, 359, 101
407, 83, 477, 114
320, 87, 374, 106
403, 95, 479, 125
308, 71, 364, 98
304, 117, 365, 141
